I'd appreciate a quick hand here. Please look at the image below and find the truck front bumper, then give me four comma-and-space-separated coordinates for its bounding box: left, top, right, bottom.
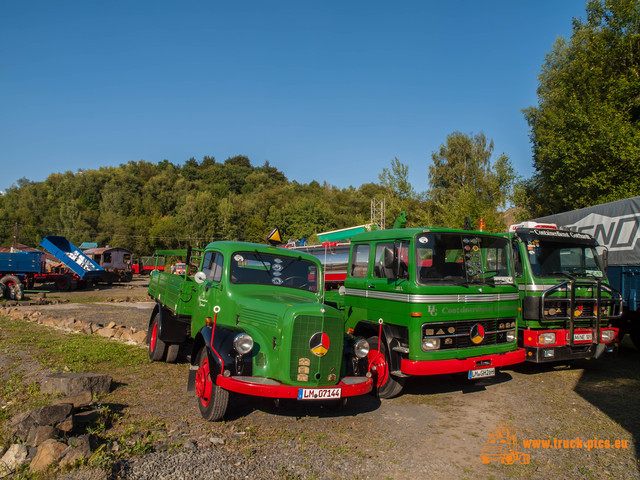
214, 375, 373, 399
524, 343, 616, 363
400, 348, 526, 376
521, 327, 618, 363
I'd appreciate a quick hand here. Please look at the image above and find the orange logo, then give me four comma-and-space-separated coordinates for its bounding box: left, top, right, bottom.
480, 422, 530, 465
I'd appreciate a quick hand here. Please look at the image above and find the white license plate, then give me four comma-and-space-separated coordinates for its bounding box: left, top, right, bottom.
468, 367, 495, 379
574, 333, 593, 342
298, 388, 341, 400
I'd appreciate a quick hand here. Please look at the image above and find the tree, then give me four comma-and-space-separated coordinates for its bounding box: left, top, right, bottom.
378, 158, 415, 201
523, 0, 640, 214
377, 158, 431, 228
427, 132, 516, 232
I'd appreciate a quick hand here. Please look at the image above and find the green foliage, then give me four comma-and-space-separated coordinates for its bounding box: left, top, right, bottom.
426, 132, 517, 231
377, 158, 432, 229
523, 0, 640, 214
0, 157, 381, 252
0, 139, 520, 247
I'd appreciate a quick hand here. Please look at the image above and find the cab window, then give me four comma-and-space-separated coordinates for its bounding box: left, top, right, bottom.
374, 241, 410, 279
202, 251, 224, 282
350, 244, 370, 277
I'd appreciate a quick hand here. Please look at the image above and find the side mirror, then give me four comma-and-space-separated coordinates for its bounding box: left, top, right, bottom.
596, 246, 609, 271
383, 247, 395, 269
194, 271, 207, 284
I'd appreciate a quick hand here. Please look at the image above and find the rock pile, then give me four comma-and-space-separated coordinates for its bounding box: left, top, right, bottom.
0, 307, 148, 345
0, 372, 112, 474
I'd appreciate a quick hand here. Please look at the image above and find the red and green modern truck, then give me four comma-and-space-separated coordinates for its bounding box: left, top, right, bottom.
146, 241, 373, 421
502, 222, 623, 363
322, 225, 525, 398
533, 196, 640, 348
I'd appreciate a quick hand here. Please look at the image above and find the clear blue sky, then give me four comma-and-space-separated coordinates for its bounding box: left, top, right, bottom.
1, 1, 588, 194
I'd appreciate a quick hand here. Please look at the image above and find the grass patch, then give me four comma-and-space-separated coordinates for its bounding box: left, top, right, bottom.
0, 316, 148, 372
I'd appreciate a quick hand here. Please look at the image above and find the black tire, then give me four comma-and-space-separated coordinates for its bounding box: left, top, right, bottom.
55, 275, 71, 292
147, 313, 167, 362
165, 344, 180, 363
195, 348, 229, 421
366, 335, 405, 399
0, 275, 24, 301
630, 328, 640, 351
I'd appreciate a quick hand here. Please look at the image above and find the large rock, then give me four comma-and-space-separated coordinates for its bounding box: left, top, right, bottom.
132, 330, 148, 344
0, 444, 29, 472
59, 434, 94, 467
7, 411, 34, 442
29, 439, 67, 472
27, 424, 59, 447
31, 404, 73, 426
53, 390, 93, 408
7, 405, 72, 441
95, 327, 116, 338
41, 372, 112, 397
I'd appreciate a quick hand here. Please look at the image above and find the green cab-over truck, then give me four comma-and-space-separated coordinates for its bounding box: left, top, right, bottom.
147, 241, 373, 421
503, 222, 623, 363
325, 226, 526, 398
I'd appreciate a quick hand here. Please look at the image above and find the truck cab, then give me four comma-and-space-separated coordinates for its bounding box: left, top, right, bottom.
330, 227, 525, 398
504, 223, 623, 362
147, 241, 372, 421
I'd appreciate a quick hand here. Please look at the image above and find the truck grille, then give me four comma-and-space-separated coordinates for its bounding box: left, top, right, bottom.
289, 314, 343, 386
422, 319, 516, 350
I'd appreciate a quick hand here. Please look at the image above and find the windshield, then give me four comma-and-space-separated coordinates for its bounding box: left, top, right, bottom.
416, 233, 513, 285
524, 240, 604, 279
230, 252, 319, 292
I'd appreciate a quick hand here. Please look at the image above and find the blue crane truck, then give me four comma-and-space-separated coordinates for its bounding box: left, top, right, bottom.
535, 196, 640, 349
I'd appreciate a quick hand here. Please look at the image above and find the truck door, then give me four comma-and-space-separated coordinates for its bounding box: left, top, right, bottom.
366, 240, 411, 323
345, 243, 371, 321
193, 250, 225, 326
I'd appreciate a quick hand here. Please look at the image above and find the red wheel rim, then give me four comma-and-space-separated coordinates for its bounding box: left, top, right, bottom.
367, 349, 389, 388
195, 356, 212, 407
150, 323, 158, 352
3, 280, 15, 288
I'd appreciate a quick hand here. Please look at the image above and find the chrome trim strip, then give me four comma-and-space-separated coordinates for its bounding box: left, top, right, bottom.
344, 288, 519, 303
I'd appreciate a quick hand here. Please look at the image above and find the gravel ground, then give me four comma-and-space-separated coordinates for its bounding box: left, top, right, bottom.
4, 278, 640, 480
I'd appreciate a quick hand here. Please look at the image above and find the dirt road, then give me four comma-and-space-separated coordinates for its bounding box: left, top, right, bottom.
6, 278, 640, 479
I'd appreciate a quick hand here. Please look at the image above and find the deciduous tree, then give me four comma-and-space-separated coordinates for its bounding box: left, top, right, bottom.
523, 0, 640, 214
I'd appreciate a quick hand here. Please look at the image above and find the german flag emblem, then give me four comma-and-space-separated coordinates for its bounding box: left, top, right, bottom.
309, 332, 330, 357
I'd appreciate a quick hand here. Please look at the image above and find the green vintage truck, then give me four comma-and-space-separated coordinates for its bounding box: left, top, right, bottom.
503, 222, 623, 362
147, 241, 373, 421
323, 226, 525, 398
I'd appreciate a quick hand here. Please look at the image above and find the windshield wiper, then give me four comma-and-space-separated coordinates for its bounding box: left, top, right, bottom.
279, 255, 302, 275
571, 271, 599, 278
469, 277, 496, 287
546, 271, 577, 280
253, 250, 272, 274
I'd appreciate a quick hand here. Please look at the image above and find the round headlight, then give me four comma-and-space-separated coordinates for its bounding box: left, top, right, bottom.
233, 333, 254, 355
539, 332, 556, 345
422, 337, 440, 351
506, 329, 516, 342
354, 338, 369, 358
601, 329, 615, 342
